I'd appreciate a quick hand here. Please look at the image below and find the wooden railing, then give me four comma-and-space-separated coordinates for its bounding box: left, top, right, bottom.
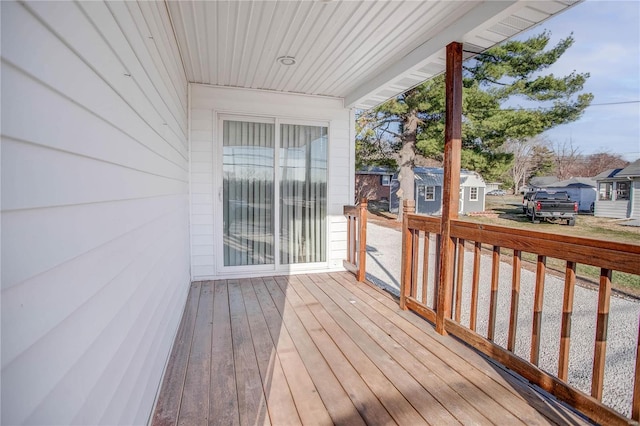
399, 200, 640, 425
343, 198, 367, 282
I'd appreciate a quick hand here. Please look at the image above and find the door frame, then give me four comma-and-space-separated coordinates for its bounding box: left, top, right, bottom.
213, 113, 331, 275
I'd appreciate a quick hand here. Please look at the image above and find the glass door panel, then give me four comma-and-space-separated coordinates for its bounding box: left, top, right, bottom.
279, 124, 327, 264
222, 120, 274, 266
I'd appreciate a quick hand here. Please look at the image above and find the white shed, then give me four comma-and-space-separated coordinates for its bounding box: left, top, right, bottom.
542, 177, 597, 212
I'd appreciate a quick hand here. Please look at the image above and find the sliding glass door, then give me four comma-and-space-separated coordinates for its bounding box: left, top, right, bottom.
222, 120, 275, 266
280, 124, 327, 264
219, 117, 327, 271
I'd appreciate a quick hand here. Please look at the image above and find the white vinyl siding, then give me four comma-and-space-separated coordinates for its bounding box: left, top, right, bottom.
190, 85, 353, 279
1, 2, 189, 425
595, 180, 632, 219
631, 180, 640, 220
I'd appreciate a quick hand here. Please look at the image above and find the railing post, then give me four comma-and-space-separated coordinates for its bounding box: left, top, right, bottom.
356, 198, 368, 282
400, 199, 415, 310
436, 41, 463, 335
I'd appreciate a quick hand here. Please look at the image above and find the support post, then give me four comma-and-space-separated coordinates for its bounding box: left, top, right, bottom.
436, 41, 463, 335
400, 199, 415, 310
356, 198, 368, 282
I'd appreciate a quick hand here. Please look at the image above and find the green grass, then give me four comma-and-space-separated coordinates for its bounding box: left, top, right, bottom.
518, 252, 640, 292
473, 195, 640, 295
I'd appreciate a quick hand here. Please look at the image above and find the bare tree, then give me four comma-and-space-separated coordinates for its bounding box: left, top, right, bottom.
579, 152, 629, 177
503, 138, 536, 192
553, 139, 582, 180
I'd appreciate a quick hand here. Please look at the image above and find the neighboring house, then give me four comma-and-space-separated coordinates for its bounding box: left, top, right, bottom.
0, 1, 582, 424
485, 182, 502, 192
540, 177, 597, 212
355, 166, 395, 202
390, 168, 486, 215
529, 176, 559, 191
594, 159, 640, 219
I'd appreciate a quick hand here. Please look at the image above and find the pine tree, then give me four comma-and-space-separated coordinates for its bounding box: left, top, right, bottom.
358, 31, 593, 210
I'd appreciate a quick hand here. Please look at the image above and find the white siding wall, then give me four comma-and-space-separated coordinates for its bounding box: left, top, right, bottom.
630, 180, 640, 220
1, 2, 190, 425
595, 199, 628, 218
190, 85, 353, 279
595, 181, 630, 219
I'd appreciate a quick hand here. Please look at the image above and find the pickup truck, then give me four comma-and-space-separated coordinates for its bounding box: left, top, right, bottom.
525, 191, 578, 226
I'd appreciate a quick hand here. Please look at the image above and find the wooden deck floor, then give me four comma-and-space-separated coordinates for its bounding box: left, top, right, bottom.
151, 272, 590, 426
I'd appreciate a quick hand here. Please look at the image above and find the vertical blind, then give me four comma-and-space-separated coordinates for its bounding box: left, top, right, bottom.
280, 124, 327, 264
222, 120, 275, 266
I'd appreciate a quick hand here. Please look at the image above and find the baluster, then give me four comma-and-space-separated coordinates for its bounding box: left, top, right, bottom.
410, 229, 419, 298
487, 246, 500, 341
470, 242, 481, 332
454, 238, 465, 322
433, 234, 441, 310
531, 255, 546, 366
421, 232, 430, 304
558, 261, 576, 381
346, 215, 352, 263
591, 268, 612, 400
507, 250, 522, 352
633, 314, 640, 421
356, 199, 368, 281
400, 200, 415, 310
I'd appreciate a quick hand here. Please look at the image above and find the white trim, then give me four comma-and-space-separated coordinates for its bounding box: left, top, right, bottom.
425, 186, 436, 201
469, 186, 478, 201
191, 82, 345, 105
214, 113, 331, 273
188, 83, 193, 281
344, 1, 519, 107
348, 108, 356, 204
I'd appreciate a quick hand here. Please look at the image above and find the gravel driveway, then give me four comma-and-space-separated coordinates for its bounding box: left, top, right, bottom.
364, 222, 640, 416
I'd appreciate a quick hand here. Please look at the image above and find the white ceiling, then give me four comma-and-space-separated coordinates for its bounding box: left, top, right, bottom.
166, 0, 579, 109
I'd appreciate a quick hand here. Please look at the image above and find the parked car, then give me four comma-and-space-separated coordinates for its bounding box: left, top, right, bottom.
487, 189, 506, 196
525, 191, 578, 226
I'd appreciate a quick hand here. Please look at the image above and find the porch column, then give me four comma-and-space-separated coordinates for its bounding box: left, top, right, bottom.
436, 41, 463, 335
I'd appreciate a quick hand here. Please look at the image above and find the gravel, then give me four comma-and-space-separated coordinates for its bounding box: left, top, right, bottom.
364, 222, 640, 416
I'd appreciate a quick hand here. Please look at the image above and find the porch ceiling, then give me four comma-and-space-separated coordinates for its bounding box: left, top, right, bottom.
166, 0, 578, 109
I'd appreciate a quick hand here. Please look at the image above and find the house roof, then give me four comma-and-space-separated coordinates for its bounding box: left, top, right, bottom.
529, 176, 559, 187
356, 166, 396, 175
166, 1, 580, 109
616, 159, 640, 178
594, 168, 625, 180
544, 177, 596, 188
409, 167, 486, 187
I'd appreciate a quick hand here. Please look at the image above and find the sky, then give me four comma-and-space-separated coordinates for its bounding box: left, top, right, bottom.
513, 0, 640, 161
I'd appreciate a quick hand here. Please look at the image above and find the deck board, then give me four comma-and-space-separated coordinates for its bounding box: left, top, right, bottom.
210, 281, 239, 426
178, 282, 213, 426
152, 282, 201, 426
152, 272, 591, 426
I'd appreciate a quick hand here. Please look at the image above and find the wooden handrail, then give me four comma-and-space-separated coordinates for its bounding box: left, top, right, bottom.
400, 212, 640, 424
343, 198, 367, 281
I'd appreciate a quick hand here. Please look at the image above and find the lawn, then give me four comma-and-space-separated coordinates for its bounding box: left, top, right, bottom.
367, 196, 640, 296
466, 194, 640, 295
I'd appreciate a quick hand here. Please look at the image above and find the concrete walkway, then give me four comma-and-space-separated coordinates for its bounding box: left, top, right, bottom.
364, 222, 640, 416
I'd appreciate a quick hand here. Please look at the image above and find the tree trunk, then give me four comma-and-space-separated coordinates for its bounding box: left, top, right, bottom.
397, 111, 418, 221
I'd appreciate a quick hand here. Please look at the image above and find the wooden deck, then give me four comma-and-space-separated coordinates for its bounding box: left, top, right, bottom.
151, 272, 591, 426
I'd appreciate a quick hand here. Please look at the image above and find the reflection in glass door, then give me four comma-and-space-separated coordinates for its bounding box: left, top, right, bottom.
280, 124, 327, 264
222, 120, 274, 266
